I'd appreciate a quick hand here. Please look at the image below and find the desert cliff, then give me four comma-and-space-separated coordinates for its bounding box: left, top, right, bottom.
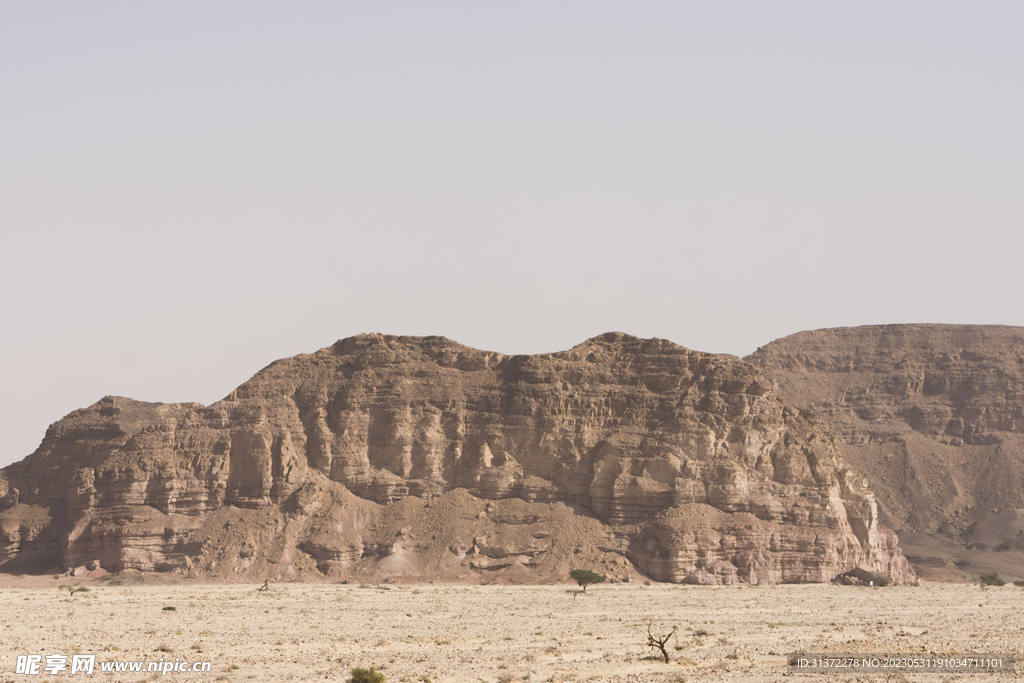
748, 324, 1024, 580
0, 332, 912, 584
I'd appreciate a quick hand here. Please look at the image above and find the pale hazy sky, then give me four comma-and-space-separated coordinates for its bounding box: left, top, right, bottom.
2, 3, 1022, 468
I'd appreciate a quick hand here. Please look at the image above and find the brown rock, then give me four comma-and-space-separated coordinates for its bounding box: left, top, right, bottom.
748, 323, 1024, 579
0, 333, 912, 584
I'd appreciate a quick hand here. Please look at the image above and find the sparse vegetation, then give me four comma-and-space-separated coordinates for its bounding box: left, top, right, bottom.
862, 572, 894, 587
16, 573, 1020, 679
569, 569, 606, 593
646, 620, 677, 664
1013, 580, 1024, 587
350, 666, 386, 683
162, 606, 176, 611
980, 573, 1005, 586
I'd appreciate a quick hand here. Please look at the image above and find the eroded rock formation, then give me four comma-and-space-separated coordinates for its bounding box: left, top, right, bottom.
748, 324, 1024, 579
0, 332, 912, 584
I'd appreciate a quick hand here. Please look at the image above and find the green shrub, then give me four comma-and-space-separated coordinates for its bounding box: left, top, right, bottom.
162, 606, 176, 611
1013, 580, 1024, 587
980, 573, 1005, 586
862, 572, 894, 587
350, 666, 386, 683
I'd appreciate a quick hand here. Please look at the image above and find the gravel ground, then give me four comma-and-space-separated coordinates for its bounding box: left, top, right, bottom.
1, 581, 1022, 682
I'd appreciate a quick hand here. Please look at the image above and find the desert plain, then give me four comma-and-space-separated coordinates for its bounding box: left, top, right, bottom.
1, 578, 1022, 683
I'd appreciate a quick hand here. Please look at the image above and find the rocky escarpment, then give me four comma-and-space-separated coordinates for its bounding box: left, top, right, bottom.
748, 324, 1024, 579
0, 332, 912, 584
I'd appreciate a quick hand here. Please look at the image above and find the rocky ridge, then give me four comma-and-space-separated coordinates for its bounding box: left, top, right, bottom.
0, 332, 912, 584
747, 324, 1024, 580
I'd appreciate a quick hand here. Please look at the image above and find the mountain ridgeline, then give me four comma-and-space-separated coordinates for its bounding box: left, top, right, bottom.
14, 328, 1009, 584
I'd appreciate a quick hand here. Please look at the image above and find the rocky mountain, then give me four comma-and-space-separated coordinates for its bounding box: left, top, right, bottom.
0, 332, 912, 584
748, 324, 1024, 581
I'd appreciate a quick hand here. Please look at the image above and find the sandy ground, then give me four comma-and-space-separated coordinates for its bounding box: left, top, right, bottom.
1, 580, 1022, 683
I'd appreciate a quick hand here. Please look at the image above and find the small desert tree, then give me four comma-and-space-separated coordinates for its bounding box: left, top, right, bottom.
646, 620, 677, 664
569, 569, 606, 593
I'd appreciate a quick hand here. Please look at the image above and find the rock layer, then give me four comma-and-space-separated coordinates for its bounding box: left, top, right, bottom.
0, 333, 912, 584
747, 324, 1024, 579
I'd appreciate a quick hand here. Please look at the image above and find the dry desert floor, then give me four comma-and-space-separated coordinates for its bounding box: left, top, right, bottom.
2, 580, 1022, 682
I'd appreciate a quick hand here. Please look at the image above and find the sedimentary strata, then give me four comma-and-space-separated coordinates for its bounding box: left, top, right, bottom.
0, 332, 912, 584
748, 324, 1024, 578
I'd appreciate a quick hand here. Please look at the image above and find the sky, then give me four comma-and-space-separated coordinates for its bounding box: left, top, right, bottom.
2, 2, 1022, 468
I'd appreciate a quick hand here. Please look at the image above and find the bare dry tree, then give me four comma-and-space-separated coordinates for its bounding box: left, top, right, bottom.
258, 579, 271, 592
647, 620, 677, 663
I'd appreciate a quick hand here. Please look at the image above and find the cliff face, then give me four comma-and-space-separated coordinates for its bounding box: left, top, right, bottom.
747, 324, 1024, 578
0, 332, 911, 584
